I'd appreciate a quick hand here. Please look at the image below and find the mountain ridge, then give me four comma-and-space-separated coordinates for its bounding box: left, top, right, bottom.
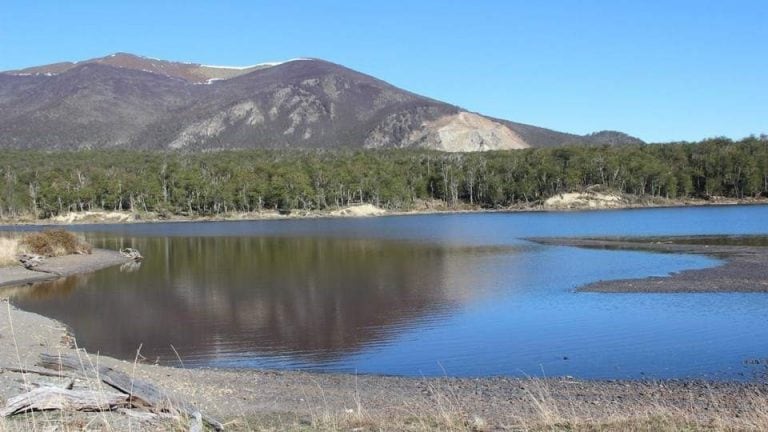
0, 53, 644, 151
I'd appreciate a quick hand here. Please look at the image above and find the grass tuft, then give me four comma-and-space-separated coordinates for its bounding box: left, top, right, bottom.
0, 237, 20, 267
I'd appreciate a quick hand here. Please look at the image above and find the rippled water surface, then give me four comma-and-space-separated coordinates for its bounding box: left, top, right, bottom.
5, 205, 768, 379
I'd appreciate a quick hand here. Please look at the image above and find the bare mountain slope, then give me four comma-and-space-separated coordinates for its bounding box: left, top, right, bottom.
0, 63, 192, 148
6, 52, 275, 84
0, 54, 643, 151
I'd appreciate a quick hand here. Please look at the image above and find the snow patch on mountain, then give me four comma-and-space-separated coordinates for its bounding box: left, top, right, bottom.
202, 58, 312, 70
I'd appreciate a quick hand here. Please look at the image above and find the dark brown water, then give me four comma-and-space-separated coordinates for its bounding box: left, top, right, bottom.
6, 205, 768, 379
13, 236, 519, 368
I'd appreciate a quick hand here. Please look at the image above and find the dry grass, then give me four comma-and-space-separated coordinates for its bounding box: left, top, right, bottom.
0, 237, 20, 267
244, 374, 768, 432
0, 230, 92, 267
18, 229, 92, 257
506, 378, 768, 432
0, 303, 187, 432
2, 376, 767, 432
218, 377, 768, 432
1, 411, 191, 432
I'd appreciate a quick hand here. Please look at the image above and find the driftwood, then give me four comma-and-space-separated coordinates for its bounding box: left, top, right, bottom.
0, 365, 72, 378
189, 411, 204, 432
18, 253, 45, 269
38, 353, 223, 431
0, 387, 130, 417
119, 248, 144, 261
117, 407, 178, 421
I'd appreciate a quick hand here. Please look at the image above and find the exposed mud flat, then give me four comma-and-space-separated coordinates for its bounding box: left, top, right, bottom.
527, 236, 768, 293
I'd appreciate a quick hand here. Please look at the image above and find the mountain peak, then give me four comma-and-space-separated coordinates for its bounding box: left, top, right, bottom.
3, 53, 316, 84
0, 54, 644, 151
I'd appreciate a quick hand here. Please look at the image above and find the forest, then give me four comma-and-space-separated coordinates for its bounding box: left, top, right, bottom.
0, 136, 766, 219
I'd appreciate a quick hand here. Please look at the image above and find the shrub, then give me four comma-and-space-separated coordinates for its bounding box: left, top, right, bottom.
19, 229, 92, 257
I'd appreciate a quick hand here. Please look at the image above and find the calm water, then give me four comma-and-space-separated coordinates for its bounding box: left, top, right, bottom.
5, 205, 768, 380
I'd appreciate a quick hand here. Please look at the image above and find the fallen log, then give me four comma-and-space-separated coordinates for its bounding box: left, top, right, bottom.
0, 365, 72, 378
0, 387, 130, 417
39, 353, 223, 431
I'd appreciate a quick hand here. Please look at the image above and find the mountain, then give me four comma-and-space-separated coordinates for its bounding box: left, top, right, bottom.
0, 53, 644, 151
5, 52, 276, 84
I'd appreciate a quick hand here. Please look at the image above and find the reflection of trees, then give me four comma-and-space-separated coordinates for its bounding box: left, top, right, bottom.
6, 274, 91, 300
14, 236, 517, 366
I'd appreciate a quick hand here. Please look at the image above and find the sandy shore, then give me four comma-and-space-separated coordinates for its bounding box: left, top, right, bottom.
0, 244, 766, 430
527, 236, 768, 293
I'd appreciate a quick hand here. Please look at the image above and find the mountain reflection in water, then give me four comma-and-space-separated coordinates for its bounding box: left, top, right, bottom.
8, 206, 768, 378
11, 236, 521, 366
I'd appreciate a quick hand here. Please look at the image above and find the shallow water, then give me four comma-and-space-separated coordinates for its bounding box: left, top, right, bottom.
5, 205, 768, 379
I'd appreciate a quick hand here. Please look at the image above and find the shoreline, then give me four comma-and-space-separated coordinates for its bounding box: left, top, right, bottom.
0, 244, 767, 429
527, 236, 768, 293
0, 197, 766, 227
0, 249, 131, 289
1, 300, 766, 431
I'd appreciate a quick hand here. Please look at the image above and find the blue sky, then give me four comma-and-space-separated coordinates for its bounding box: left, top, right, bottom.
1, 1, 765, 142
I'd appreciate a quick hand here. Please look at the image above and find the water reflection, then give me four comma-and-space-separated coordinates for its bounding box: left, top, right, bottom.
11, 236, 520, 366
120, 261, 142, 273
1, 275, 88, 300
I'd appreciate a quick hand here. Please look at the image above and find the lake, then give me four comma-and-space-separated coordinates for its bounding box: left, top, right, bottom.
5, 205, 768, 380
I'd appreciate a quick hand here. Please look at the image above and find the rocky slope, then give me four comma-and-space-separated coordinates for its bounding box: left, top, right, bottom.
0, 53, 643, 151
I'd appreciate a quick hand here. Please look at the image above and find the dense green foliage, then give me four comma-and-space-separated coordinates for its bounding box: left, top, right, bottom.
1, 136, 766, 219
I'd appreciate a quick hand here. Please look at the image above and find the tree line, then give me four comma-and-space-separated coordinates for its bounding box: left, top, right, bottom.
1, 136, 766, 219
